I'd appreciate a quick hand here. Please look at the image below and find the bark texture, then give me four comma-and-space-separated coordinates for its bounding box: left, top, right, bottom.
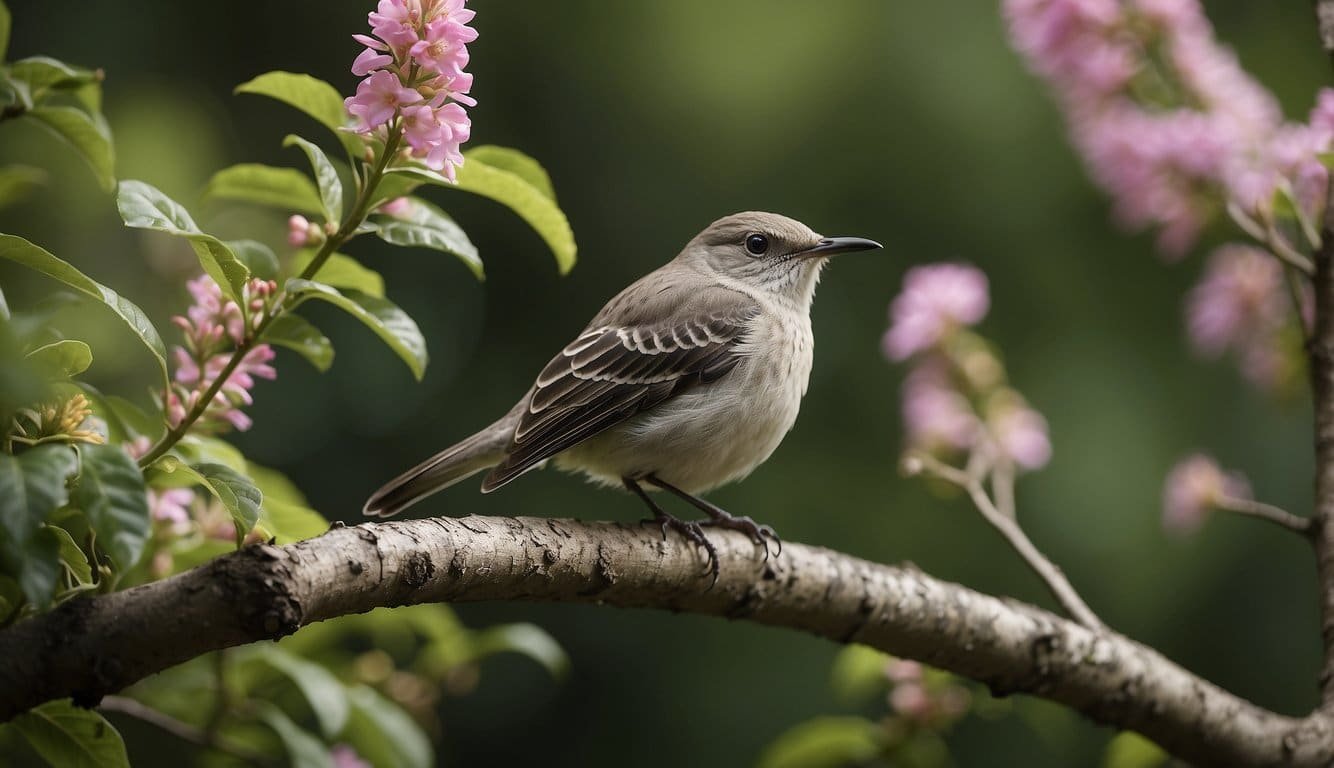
0, 516, 1330, 766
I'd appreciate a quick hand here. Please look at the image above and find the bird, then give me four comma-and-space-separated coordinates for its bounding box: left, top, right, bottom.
364, 211, 882, 580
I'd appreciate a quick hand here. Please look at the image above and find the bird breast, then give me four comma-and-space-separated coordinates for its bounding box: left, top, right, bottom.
553, 309, 815, 494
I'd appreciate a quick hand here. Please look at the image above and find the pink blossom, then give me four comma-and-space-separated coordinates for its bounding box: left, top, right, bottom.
149, 488, 195, 526
989, 404, 1052, 471
345, 70, 423, 132
377, 197, 414, 218
332, 745, 373, 768
1186, 245, 1284, 357
890, 683, 932, 720
901, 359, 979, 453
1185, 244, 1300, 390
1003, 0, 1327, 256
345, 0, 475, 180
352, 47, 393, 77
168, 275, 279, 434
409, 17, 476, 75
883, 264, 989, 360
1162, 454, 1251, 535
368, 0, 420, 50
885, 659, 923, 684
287, 215, 311, 247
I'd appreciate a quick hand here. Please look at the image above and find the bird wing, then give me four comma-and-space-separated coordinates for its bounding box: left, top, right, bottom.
480, 285, 760, 492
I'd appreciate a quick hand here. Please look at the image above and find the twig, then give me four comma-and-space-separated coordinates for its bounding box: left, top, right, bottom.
1265, 222, 1317, 276
1215, 495, 1316, 536
99, 695, 277, 766
909, 452, 1104, 631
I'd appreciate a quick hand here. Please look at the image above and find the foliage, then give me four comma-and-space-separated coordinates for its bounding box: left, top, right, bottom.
0, 1, 574, 764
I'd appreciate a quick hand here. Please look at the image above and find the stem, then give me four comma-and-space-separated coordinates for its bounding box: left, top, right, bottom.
99, 695, 277, 766
1289, 264, 1314, 344
136, 126, 404, 469
1266, 221, 1317, 276
1215, 495, 1316, 536
909, 452, 1104, 630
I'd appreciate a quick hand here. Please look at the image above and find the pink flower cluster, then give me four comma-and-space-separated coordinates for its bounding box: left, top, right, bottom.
1162, 453, 1251, 534
1005, 0, 1334, 256
1186, 244, 1307, 391
882, 658, 970, 727
345, 0, 476, 180
167, 275, 278, 433
885, 263, 1051, 471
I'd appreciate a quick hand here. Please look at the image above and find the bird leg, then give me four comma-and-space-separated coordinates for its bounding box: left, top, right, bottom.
644, 474, 782, 560
623, 477, 719, 584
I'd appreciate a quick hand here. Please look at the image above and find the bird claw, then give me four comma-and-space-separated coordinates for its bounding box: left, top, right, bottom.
642, 515, 720, 586
700, 514, 782, 561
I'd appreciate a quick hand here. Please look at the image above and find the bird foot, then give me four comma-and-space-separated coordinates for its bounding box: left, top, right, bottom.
700, 513, 782, 560
641, 514, 720, 586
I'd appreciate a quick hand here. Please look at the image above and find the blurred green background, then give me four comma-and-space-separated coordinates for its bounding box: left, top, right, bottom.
2, 0, 1330, 764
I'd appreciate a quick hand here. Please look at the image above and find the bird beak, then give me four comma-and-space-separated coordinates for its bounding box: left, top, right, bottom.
796, 236, 883, 258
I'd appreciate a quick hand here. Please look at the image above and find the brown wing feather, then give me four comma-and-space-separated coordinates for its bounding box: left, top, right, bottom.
480, 303, 759, 492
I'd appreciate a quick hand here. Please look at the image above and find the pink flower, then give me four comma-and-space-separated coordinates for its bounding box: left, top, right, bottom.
332, 745, 372, 768
1185, 244, 1302, 390
1186, 245, 1284, 357
901, 359, 979, 453
167, 275, 279, 435
345, 70, 423, 132
883, 264, 989, 360
377, 197, 414, 217
287, 215, 312, 247
1003, 0, 1327, 257
368, 0, 420, 50
1162, 453, 1251, 535
889, 682, 931, 720
149, 488, 195, 526
409, 17, 476, 75
400, 104, 443, 152
989, 404, 1052, 471
352, 47, 393, 77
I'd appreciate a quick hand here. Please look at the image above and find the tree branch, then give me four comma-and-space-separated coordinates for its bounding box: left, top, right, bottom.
0, 516, 1329, 765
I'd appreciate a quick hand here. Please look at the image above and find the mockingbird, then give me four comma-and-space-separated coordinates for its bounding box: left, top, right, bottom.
364, 211, 881, 579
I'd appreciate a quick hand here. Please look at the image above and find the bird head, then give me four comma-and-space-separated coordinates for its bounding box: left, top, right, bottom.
681, 211, 882, 307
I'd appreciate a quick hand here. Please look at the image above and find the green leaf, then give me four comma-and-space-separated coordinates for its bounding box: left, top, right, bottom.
0, 236, 167, 387
756, 716, 882, 768
0, 1, 10, 63
254, 702, 332, 768
153, 460, 261, 545
342, 686, 432, 768
0, 445, 77, 553
266, 313, 334, 372
25, 339, 92, 378
70, 443, 149, 569
11, 701, 129, 768
253, 647, 350, 738
371, 197, 482, 279
116, 180, 250, 305
259, 498, 328, 544
289, 250, 384, 297
390, 146, 576, 274
471, 623, 569, 679
284, 135, 342, 222
0, 164, 46, 208
286, 279, 426, 379
48, 524, 92, 586
192, 463, 262, 545
27, 106, 115, 192
830, 645, 891, 704
8, 57, 100, 95
235, 72, 361, 159
0, 236, 168, 387
1102, 732, 1169, 768
226, 239, 279, 281
203, 163, 324, 218
2, 526, 60, 608
464, 145, 556, 201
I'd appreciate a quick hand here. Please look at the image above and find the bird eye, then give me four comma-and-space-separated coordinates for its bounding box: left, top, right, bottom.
745, 233, 769, 256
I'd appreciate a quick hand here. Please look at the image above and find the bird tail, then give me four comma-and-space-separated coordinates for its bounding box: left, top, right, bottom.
363, 413, 517, 518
